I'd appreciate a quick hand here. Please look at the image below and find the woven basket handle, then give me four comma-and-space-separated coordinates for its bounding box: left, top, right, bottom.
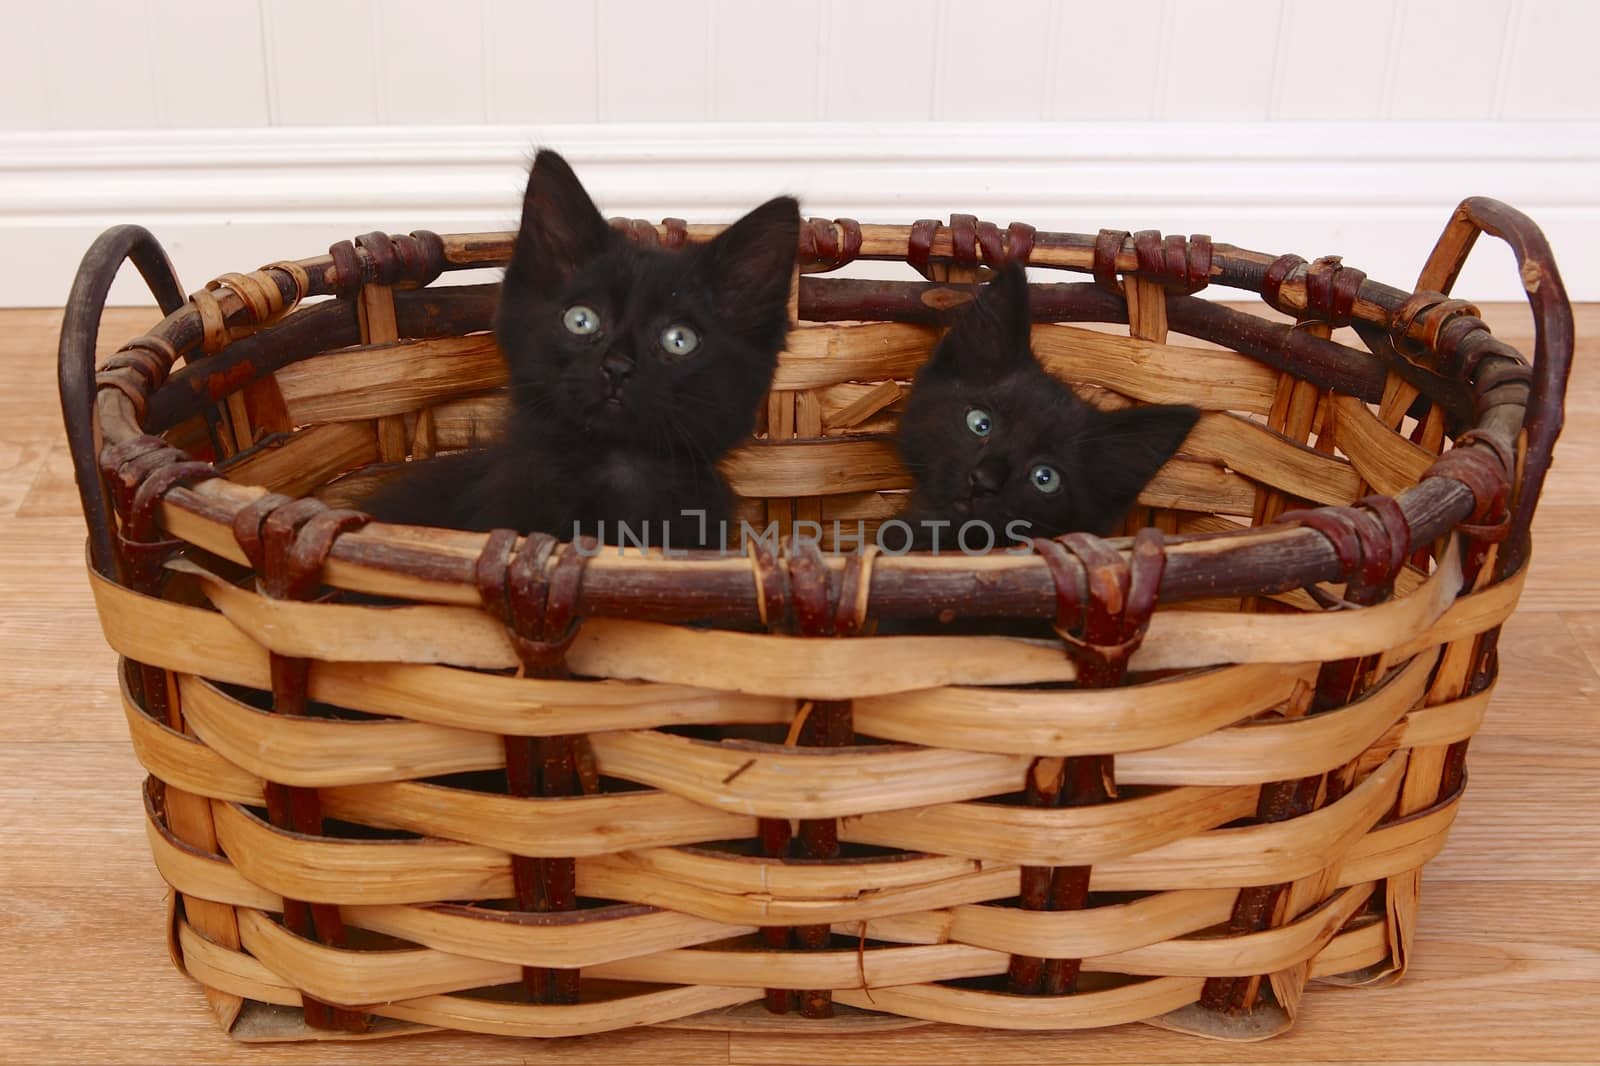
58, 225, 187, 577
1415, 197, 1573, 570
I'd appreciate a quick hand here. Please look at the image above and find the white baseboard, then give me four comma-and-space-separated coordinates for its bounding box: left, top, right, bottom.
3, 121, 1596, 308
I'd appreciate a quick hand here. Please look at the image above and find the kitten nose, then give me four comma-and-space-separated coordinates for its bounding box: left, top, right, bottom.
969, 458, 1008, 496
599, 351, 635, 390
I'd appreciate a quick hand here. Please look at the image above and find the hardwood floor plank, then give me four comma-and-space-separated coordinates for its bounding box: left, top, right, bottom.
1556, 612, 1600, 681
1519, 508, 1600, 612
0, 441, 51, 517
17, 444, 89, 519
1478, 612, 1600, 735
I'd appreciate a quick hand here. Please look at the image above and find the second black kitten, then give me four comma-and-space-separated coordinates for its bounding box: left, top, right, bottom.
361, 149, 800, 548
897, 261, 1200, 547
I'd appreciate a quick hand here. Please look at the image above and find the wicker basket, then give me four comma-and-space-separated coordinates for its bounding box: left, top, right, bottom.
59, 198, 1570, 1044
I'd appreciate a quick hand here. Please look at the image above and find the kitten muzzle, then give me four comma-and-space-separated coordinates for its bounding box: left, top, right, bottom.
969, 457, 1008, 497
598, 351, 635, 398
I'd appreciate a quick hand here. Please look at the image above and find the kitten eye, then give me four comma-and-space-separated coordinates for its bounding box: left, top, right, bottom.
562, 305, 601, 335
965, 408, 993, 437
1030, 464, 1063, 494
659, 323, 700, 360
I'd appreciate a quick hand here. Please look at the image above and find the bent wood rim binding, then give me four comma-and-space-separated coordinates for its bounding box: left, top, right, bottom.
68, 204, 1567, 622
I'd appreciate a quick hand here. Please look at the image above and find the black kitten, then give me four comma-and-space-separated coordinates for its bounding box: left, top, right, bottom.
361, 149, 800, 547
897, 261, 1200, 547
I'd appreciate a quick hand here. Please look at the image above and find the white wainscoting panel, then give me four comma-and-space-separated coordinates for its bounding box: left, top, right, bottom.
3, 121, 1595, 307
1385, 0, 1512, 120
376, 0, 487, 125
1500, 0, 1597, 119
3, 0, 1598, 129
710, 0, 823, 121
821, 0, 938, 121
598, 0, 714, 122
262, 0, 381, 126
936, 2, 1054, 122
1047, 5, 1169, 120
1160, 0, 1283, 122
484, 0, 599, 124
1272, 0, 1398, 120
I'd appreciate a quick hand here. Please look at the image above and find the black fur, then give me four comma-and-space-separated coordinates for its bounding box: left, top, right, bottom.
897, 261, 1200, 546
361, 149, 799, 547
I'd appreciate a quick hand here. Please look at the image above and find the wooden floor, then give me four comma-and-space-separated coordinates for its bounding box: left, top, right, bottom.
3, 303, 1597, 1065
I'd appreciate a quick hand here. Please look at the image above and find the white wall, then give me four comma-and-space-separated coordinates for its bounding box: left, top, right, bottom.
3, 0, 1597, 305
6, 0, 1595, 127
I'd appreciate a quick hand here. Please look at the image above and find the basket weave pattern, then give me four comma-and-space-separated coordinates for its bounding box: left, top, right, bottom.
59, 199, 1570, 1042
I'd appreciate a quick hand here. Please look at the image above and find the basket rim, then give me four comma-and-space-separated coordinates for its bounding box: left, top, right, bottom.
69, 201, 1568, 625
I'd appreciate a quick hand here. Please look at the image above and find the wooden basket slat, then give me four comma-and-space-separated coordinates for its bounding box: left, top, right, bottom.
159, 810, 779, 971
348, 904, 756, 971
97, 572, 808, 729
274, 336, 503, 424
144, 797, 1459, 1030
124, 686, 265, 804
1113, 652, 1438, 785
830, 977, 1205, 1032
242, 908, 1009, 1002
1032, 326, 1282, 413
148, 779, 1457, 933
1330, 393, 1440, 498
1394, 686, 1492, 748
228, 882, 1383, 1003
1326, 793, 1462, 888
822, 379, 904, 431
125, 654, 1489, 825
320, 782, 756, 858
164, 751, 1430, 913
593, 943, 1007, 991
97, 537, 1512, 711
720, 438, 913, 497
1075, 882, 1378, 979
225, 420, 381, 497
181, 909, 1397, 1037
842, 786, 1262, 868
193, 909, 1388, 1024
179, 673, 506, 786
1134, 458, 1258, 516
853, 660, 1310, 756
414, 393, 503, 449
372, 985, 763, 1040
770, 322, 939, 389
582, 730, 1034, 819
1307, 921, 1391, 979
1183, 413, 1361, 506
211, 800, 515, 906
845, 888, 1239, 956
179, 921, 302, 1008
146, 802, 284, 912
1086, 754, 1406, 891
241, 909, 523, 1003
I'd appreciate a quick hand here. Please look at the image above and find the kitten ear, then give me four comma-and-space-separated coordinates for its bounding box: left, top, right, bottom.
504, 149, 614, 294
1081, 403, 1202, 525
697, 196, 801, 333
939, 260, 1033, 377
